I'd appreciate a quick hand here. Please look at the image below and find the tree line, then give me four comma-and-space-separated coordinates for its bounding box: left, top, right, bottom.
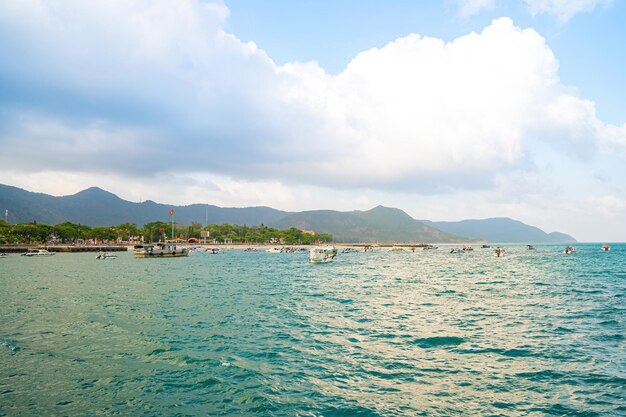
0, 220, 333, 245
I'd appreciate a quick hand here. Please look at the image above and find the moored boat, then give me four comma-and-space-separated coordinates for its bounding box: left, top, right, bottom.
309, 245, 337, 264
134, 243, 188, 258
22, 249, 56, 257
96, 252, 117, 260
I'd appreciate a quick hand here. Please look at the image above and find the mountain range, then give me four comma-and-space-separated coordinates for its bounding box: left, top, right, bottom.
0, 184, 576, 243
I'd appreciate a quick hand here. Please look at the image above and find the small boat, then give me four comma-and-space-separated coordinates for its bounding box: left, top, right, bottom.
309, 245, 337, 264
462, 246, 474, 252
601, 244, 610, 252
527, 245, 535, 250
134, 243, 188, 258
96, 252, 117, 260
481, 244, 491, 249
423, 245, 438, 250
494, 247, 506, 257
341, 247, 359, 253
22, 249, 56, 257
450, 248, 463, 254
564, 246, 575, 254
266, 247, 282, 253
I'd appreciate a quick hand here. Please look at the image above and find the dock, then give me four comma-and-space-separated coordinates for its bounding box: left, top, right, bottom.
0, 245, 128, 253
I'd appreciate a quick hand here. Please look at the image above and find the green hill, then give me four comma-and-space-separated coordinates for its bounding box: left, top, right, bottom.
0, 184, 288, 227
0, 184, 576, 243
271, 205, 468, 243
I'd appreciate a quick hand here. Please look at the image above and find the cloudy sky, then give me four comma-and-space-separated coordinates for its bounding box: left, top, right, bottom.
1, 0, 625, 241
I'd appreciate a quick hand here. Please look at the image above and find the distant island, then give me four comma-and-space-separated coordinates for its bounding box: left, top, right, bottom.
0, 184, 576, 243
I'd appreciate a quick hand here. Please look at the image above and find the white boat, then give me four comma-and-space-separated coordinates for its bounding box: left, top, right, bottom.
309, 245, 337, 264
22, 249, 56, 257
134, 243, 188, 258
266, 247, 282, 253
96, 252, 117, 260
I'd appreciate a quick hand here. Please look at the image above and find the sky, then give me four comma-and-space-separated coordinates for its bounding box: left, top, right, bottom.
0, 0, 625, 241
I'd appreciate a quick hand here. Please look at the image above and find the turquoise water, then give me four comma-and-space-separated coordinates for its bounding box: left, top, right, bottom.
1, 244, 625, 416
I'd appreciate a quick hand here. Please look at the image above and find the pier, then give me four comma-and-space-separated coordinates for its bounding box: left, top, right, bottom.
0, 245, 128, 253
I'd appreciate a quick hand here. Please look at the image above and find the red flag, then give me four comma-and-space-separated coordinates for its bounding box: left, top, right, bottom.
169, 209, 174, 216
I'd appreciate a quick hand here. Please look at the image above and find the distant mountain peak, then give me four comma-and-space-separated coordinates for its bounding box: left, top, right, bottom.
68, 187, 121, 202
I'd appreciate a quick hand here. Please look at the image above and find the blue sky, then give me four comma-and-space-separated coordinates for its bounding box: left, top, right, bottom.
0, 0, 625, 241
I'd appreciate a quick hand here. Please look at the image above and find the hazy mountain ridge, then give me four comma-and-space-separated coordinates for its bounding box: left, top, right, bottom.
422, 218, 577, 243
0, 184, 576, 243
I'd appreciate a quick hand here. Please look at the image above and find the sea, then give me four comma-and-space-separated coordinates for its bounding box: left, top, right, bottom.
1, 244, 625, 416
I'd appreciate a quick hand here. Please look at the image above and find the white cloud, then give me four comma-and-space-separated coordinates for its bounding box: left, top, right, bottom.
0, 2, 625, 203
524, 0, 613, 21
456, 0, 496, 17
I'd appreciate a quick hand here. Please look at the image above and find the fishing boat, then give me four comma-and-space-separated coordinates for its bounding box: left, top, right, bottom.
342, 247, 359, 253
601, 244, 610, 252
22, 249, 56, 257
309, 245, 337, 264
134, 243, 188, 258
96, 252, 117, 260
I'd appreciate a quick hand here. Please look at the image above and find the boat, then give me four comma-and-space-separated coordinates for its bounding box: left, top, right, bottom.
423, 245, 438, 250
309, 245, 337, 264
266, 247, 282, 253
209, 247, 221, 254
494, 247, 506, 257
462, 246, 474, 252
450, 248, 463, 254
601, 244, 610, 252
527, 245, 535, 250
342, 247, 359, 253
0, 252, 7, 258
564, 246, 575, 254
481, 244, 491, 249
244, 247, 258, 252
96, 252, 117, 260
133, 243, 188, 258
22, 249, 56, 257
